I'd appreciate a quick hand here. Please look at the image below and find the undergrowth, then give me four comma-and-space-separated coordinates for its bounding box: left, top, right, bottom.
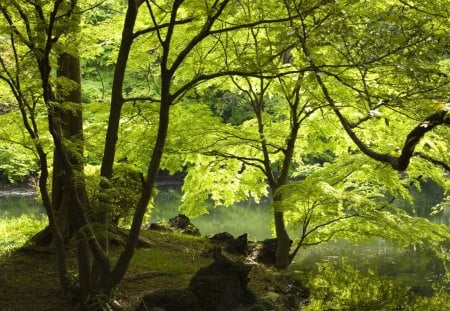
0, 214, 47, 256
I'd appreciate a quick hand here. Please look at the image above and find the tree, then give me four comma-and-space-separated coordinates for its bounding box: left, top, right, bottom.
173, 0, 450, 268
281, 0, 450, 260
287, 0, 450, 172
98, 0, 298, 290
0, 0, 297, 304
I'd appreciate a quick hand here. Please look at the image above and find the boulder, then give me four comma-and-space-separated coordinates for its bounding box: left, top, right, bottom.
224, 233, 248, 255
209, 232, 249, 255
250, 238, 292, 266
189, 248, 255, 311
168, 214, 190, 230
209, 232, 234, 242
146, 222, 170, 231
168, 214, 201, 236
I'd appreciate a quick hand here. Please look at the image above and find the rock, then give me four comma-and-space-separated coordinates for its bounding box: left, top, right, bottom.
209, 232, 248, 255
184, 224, 201, 236
247, 265, 310, 311
281, 279, 311, 310
225, 233, 248, 255
209, 232, 234, 242
189, 248, 255, 311
168, 214, 201, 236
146, 222, 170, 231
135, 289, 200, 311
250, 238, 292, 266
250, 238, 277, 265
168, 214, 190, 230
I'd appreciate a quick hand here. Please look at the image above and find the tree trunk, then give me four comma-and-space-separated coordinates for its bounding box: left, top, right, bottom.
92, 0, 144, 286
273, 203, 291, 269
57, 52, 93, 299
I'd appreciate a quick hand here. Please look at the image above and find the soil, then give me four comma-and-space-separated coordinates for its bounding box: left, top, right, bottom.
0, 229, 309, 311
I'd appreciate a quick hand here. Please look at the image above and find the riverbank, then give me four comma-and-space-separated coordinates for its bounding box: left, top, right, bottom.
0, 228, 309, 311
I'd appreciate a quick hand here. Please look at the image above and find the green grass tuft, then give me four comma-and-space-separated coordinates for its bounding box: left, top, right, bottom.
0, 214, 47, 256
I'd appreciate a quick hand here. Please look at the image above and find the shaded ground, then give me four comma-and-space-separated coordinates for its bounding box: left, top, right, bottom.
0, 230, 307, 310
0, 230, 211, 310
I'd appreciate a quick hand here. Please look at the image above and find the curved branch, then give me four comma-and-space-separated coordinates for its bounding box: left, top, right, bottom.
299, 30, 450, 171
396, 110, 449, 170
415, 152, 450, 171
204, 150, 267, 175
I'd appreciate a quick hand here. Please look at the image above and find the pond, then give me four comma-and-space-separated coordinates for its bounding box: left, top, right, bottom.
151, 186, 272, 241
1, 185, 449, 309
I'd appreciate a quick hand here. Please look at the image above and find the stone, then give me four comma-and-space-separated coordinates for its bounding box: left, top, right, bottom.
183, 224, 201, 236
167, 214, 201, 236
209, 232, 234, 242
168, 214, 191, 230
250, 238, 292, 266
225, 233, 248, 255
189, 248, 255, 311
146, 222, 170, 231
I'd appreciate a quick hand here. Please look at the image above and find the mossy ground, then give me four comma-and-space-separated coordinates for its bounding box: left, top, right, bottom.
0, 230, 213, 310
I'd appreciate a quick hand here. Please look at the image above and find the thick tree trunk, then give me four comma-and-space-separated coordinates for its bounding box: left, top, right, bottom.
273, 199, 292, 269
33, 52, 87, 246
57, 52, 93, 298
52, 153, 73, 243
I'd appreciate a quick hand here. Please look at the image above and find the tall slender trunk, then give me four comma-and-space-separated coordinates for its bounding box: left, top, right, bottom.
272, 185, 292, 269
101, 77, 172, 292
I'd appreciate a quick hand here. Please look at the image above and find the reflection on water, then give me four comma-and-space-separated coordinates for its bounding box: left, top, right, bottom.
152, 186, 272, 241
293, 240, 447, 293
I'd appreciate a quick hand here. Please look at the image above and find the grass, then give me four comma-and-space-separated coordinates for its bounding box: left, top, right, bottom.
0, 214, 47, 256
0, 217, 306, 311
0, 225, 214, 311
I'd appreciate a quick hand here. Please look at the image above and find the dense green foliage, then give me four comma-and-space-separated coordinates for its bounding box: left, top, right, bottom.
303, 256, 450, 310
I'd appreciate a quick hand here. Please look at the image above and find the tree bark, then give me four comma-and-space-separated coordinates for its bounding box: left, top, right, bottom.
274, 209, 291, 268
56, 52, 92, 299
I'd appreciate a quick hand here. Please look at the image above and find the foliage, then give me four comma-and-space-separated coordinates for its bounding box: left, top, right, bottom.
300, 249, 450, 311
85, 164, 153, 227
0, 196, 47, 256
278, 153, 450, 255
0, 113, 39, 183
303, 257, 411, 310
406, 287, 450, 311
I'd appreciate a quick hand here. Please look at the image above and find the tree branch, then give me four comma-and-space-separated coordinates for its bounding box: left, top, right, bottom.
415, 152, 450, 171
